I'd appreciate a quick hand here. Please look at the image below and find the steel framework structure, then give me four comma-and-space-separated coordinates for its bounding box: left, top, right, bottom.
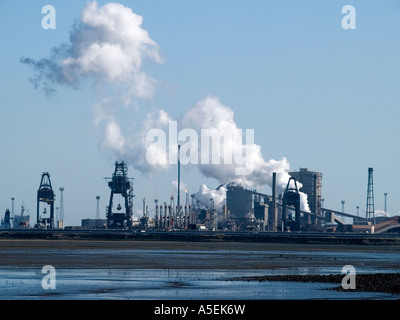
105, 162, 134, 228
366, 167, 375, 224
282, 177, 301, 231
37, 172, 55, 228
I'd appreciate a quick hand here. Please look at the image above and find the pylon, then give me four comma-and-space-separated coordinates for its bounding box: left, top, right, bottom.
366, 168, 375, 224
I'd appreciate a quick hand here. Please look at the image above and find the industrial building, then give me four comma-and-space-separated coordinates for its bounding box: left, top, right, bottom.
2, 162, 400, 234
289, 168, 322, 216
81, 219, 107, 229
225, 183, 276, 231
226, 184, 253, 219
13, 204, 30, 229
150, 168, 349, 232
0, 204, 31, 229
0, 210, 11, 229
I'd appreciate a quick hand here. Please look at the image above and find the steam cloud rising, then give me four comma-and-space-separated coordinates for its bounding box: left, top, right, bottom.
21, 1, 310, 212
180, 96, 291, 192
117, 96, 310, 211
21, 1, 163, 98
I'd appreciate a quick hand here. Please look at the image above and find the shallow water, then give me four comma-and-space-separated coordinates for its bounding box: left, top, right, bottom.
1, 267, 399, 300
2, 244, 400, 300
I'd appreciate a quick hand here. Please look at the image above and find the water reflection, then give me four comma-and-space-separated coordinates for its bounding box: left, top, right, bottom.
0, 268, 399, 300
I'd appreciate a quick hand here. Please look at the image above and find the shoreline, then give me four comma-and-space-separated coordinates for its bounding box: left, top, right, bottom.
1, 229, 400, 246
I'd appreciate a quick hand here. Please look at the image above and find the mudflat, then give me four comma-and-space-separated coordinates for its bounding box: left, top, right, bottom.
1, 239, 400, 270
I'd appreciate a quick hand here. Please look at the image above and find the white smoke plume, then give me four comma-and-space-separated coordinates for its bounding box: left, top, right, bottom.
21, 1, 168, 174
180, 96, 291, 193
109, 95, 310, 211
105, 109, 172, 173
21, 1, 163, 98
21, 2, 310, 212
193, 184, 227, 213
180, 96, 310, 211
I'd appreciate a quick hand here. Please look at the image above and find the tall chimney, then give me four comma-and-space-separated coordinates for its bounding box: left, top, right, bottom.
177, 145, 181, 212
272, 172, 277, 231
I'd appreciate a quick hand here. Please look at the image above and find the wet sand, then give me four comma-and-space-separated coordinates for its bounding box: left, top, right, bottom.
2, 239, 400, 297
1, 239, 400, 270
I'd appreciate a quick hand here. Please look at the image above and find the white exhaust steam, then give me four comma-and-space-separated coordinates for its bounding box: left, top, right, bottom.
127, 96, 310, 212
21, 1, 310, 212
21, 1, 164, 98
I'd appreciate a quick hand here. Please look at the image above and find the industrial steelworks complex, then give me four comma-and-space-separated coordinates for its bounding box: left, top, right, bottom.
1, 162, 400, 235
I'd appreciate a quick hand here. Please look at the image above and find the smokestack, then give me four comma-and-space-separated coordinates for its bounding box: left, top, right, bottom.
11, 197, 15, 219
177, 145, 181, 211
272, 172, 277, 231
154, 199, 159, 229
312, 174, 317, 225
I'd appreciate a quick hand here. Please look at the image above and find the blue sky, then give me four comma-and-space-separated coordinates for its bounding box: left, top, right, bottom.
0, 0, 399, 225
